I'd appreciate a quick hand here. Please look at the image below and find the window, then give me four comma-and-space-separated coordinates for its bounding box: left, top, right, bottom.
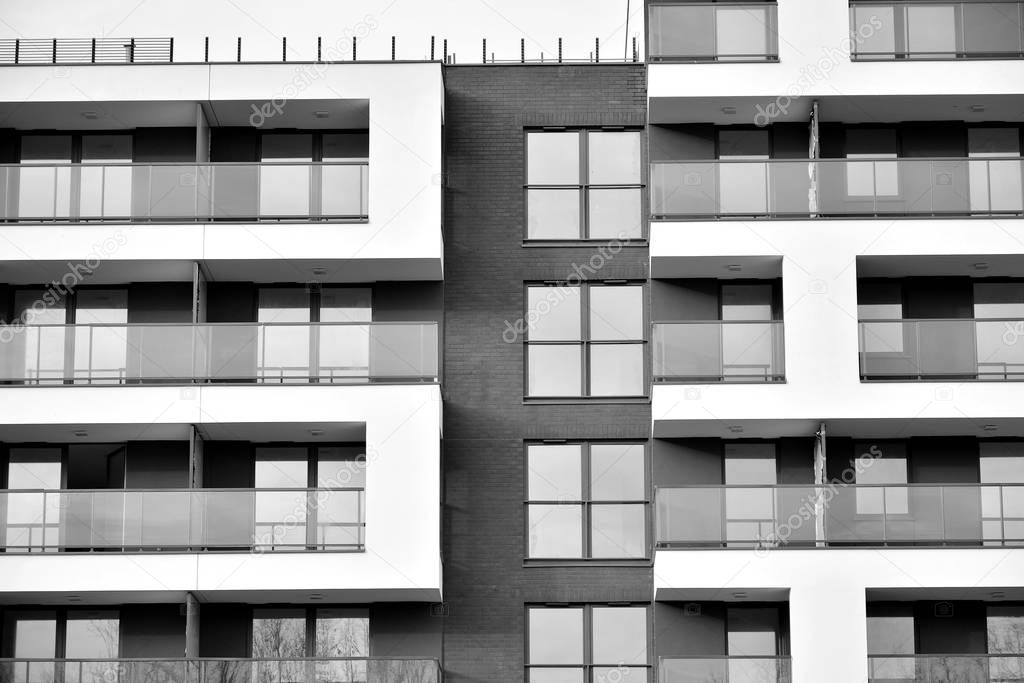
257, 286, 372, 382
253, 608, 369, 679
526, 605, 649, 682
846, 129, 899, 197
527, 442, 647, 560
526, 130, 643, 240
980, 442, 1024, 544
525, 283, 645, 398
253, 446, 365, 550
855, 442, 908, 515
718, 130, 770, 215
724, 443, 777, 545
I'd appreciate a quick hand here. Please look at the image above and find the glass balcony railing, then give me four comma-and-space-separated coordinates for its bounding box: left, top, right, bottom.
868, 655, 1024, 682
655, 484, 1024, 548
650, 158, 1024, 218
0, 487, 365, 552
660, 657, 792, 683
652, 321, 785, 383
0, 162, 368, 222
851, 1, 1024, 60
648, 2, 779, 62
0, 658, 442, 683
859, 319, 1024, 381
0, 322, 439, 384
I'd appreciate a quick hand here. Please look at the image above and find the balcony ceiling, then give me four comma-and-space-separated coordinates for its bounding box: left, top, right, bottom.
0, 421, 364, 444
649, 94, 1024, 126
859, 254, 1024, 279
0, 98, 368, 130
653, 417, 1024, 440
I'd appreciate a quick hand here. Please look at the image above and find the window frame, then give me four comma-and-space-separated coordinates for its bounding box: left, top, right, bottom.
523, 281, 649, 400
524, 603, 652, 682
524, 128, 647, 242
524, 440, 651, 562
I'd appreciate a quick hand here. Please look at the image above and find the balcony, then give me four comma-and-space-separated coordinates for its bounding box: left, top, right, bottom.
656, 484, 1024, 547
0, 658, 442, 683
659, 657, 792, 683
650, 158, 1024, 218
851, 1, 1024, 61
1, 487, 364, 552
648, 2, 779, 62
868, 655, 1024, 682
652, 321, 785, 383
0, 162, 368, 222
0, 322, 439, 384
859, 318, 1024, 381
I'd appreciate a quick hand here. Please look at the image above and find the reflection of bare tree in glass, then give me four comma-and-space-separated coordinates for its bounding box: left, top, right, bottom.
200, 660, 248, 683
314, 618, 368, 683
988, 616, 1024, 682
252, 617, 305, 683
365, 660, 438, 683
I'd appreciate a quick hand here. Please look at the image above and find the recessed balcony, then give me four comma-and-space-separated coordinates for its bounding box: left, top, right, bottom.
851, 1, 1024, 61
656, 483, 1024, 548
651, 158, 1024, 219
659, 656, 792, 683
0, 162, 368, 223
647, 1, 779, 63
868, 654, 1024, 682
2, 487, 364, 553
0, 322, 439, 384
652, 321, 785, 383
859, 318, 1024, 381
0, 657, 442, 683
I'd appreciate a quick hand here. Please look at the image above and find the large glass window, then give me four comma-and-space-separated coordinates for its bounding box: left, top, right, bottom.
526, 130, 643, 240
253, 445, 365, 551
527, 442, 647, 560
969, 128, 1022, 214
257, 286, 372, 382
724, 443, 777, 545
717, 130, 770, 216
846, 129, 899, 198
526, 605, 649, 682
980, 442, 1024, 545
855, 442, 908, 515
526, 283, 645, 398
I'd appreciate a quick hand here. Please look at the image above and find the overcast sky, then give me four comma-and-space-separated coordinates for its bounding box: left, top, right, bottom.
0, 0, 644, 63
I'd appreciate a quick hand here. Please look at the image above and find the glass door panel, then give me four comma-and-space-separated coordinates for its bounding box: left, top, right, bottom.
318, 287, 371, 382
80, 135, 132, 219
255, 449, 308, 549
5, 449, 61, 551
258, 288, 311, 382
725, 443, 777, 545
721, 284, 774, 381
18, 136, 72, 219
10, 290, 67, 383
73, 290, 128, 384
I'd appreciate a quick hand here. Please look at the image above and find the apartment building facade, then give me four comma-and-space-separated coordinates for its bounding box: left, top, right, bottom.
1, 0, 1024, 680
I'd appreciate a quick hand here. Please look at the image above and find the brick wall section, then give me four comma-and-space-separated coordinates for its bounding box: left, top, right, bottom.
442, 64, 652, 682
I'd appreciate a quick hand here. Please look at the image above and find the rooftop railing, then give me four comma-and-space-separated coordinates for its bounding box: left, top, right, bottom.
0, 658, 442, 683
660, 656, 792, 683
656, 483, 1024, 548
859, 318, 1024, 381
1, 487, 364, 552
851, 1, 1024, 60
868, 654, 1024, 682
652, 321, 785, 383
0, 162, 368, 222
650, 158, 1024, 218
0, 322, 439, 385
